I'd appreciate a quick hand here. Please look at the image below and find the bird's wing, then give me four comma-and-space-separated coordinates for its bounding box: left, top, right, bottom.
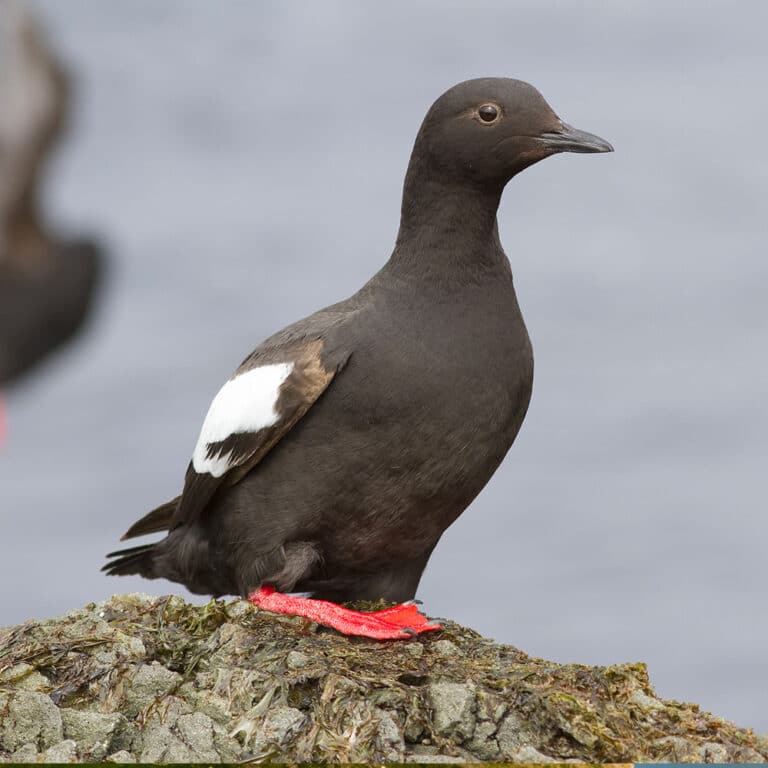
169, 336, 349, 530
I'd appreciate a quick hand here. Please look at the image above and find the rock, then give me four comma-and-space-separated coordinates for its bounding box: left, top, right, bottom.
175, 712, 228, 762
431, 639, 462, 657
509, 744, 558, 763
403, 707, 426, 743
286, 650, 310, 669
428, 681, 476, 741
701, 741, 731, 763
60, 710, 126, 760
474, 688, 506, 722
732, 746, 767, 763
410, 743, 439, 755
176, 683, 231, 726
0, 593, 766, 763
121, 663, 181, 718
41, 739, 77, 763
496, 714, 533, 762
374, 708, 406, 761
138, 724, 192, 763
251, 706, 306, 753
466, 719, 499, 760
405, 643, 424, 658
136, 709, 236, 764
653, 734, 706, 762
223, 600, 254, 621
0, 691, 63, 752
0, 663, 49, 692
9, 743, 39, 762
630, 688, 665, 710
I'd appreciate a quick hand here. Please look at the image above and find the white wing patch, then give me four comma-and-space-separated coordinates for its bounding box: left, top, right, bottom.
192, 362, 294, 477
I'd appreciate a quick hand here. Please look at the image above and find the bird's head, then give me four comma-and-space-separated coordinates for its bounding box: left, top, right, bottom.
412, 77, 613, 189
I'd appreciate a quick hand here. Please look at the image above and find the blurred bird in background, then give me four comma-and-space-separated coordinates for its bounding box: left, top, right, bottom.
0, 0, 103, 444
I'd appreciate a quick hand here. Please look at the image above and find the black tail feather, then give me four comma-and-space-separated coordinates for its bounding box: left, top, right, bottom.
102, 543, 157, 578
120, 496, 179, 541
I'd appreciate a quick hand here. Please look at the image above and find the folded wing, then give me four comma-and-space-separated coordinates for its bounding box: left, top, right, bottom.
121, 337, 348, 540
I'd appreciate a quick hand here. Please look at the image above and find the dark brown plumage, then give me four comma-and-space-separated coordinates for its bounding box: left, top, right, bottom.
104, 77, 612, 604
0, 8, 102, 387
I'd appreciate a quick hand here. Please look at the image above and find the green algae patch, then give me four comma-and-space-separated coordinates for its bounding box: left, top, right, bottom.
0, 594, 765, 763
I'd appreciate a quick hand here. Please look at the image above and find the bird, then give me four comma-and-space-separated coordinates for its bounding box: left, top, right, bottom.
0, 239, 101, 386
0, 2, 102, 446
104, 77, 612, 639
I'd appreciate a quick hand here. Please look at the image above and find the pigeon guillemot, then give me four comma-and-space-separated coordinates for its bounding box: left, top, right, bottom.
0, 3, 102, 445
104, 78, 612, 639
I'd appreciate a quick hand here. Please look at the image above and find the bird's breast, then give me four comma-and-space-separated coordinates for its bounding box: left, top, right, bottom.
339, 287, 533, 458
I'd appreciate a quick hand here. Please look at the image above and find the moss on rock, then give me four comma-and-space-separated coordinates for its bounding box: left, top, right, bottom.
0, 593, 765, 763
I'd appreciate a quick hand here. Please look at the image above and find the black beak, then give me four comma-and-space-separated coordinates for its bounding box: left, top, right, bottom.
538, 122, 614, 154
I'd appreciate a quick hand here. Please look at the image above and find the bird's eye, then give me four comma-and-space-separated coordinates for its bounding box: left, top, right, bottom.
478, 104, 500, 123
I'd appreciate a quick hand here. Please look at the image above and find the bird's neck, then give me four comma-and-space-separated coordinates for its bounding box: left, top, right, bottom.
387, 160, 507, 280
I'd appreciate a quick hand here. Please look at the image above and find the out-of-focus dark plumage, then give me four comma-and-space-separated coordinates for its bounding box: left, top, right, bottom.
0, 4, 102, 388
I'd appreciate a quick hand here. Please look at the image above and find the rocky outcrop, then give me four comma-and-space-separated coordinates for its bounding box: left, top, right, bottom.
0, 593, 765, 763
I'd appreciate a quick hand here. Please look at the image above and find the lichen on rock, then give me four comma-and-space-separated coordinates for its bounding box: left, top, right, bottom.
0, 593, 765, 763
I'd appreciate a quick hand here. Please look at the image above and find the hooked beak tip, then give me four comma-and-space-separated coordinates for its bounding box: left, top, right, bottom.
539, 122, 614, 154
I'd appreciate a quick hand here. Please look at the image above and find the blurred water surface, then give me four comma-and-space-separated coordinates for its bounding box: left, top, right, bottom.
2, 0, 767, 731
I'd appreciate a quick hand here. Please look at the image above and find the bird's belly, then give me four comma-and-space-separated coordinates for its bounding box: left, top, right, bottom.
308, 338, 533, 565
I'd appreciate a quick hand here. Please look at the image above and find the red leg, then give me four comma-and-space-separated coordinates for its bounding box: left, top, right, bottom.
249, 586, 441, 640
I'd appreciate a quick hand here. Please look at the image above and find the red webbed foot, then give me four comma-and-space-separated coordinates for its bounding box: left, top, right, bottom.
249, 586, 442, 640
363, 600, 435, 629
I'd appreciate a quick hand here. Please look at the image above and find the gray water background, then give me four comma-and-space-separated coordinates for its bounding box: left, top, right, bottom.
2, 0, 766, 732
